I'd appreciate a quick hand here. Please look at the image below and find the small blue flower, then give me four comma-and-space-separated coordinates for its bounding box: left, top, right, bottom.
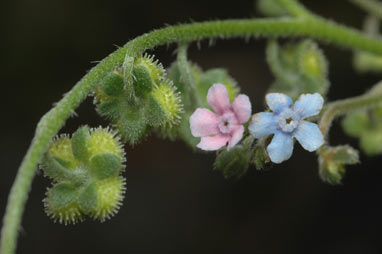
249, 93, 324, 163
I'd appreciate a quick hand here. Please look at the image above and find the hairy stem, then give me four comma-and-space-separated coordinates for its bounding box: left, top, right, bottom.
350, 0, 382, 19
3, 17, 382, 254
319, 82, 382, 139
176, 42, 203, 107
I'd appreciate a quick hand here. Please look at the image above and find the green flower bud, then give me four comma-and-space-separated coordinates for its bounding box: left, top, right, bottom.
319, 145, 359, 185
90, 176, 126, 222
266, 39, 330, 100
134, 54, 165, 85
197, 69, 239, 105
342, 111, 369, 138
256, 0, 288, 17
214, 136, 253, 178
360, 129, 382, 155
41, 126, 126, 224
151, 80, 183, 127
44, 183, 83, 225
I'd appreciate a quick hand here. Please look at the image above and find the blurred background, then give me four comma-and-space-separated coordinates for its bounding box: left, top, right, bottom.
1, 0, 382, 253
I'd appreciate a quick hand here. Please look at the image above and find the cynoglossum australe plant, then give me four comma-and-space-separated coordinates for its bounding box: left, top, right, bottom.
2, 0, 382, 253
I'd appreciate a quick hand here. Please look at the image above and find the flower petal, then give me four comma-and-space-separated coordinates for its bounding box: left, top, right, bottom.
294, 121, 324, 152
197, 135, 230, 151
266, 93, 292, 113
294, 93, 324, 118
267, 132, 294, 163
190, 108, 219, 137
232, 94, 252, 124
207, 83, 231, 114
227, 125, 244, 150
248, 112, 277, 138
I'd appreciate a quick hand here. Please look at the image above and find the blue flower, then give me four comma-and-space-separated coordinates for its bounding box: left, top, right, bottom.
249, 93, 324, 163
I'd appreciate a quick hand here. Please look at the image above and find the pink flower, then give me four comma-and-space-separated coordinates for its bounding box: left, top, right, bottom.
190, 83, 252, 151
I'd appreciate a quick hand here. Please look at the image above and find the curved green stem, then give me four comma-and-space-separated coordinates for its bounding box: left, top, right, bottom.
350, 0, 382, 20
319, 81, 382, 139
176, 42, 203, 107
3, 17, 382, 254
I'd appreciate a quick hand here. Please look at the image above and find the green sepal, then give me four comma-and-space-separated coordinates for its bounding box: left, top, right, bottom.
319, 145, 359, 185
90, 153, 122, 180
253, 140, 270, 170
214, 137, 253, 179
41, 153, 83, 183
99, 71, 124, 97
118, 113, 147, 145
97, 99, 122, 121
145, 96, 166, 127
49, 182, 80, 208
342, 111, 369, 137
78, 182, 98, 213
71, 126, 90, 162
132, 65, 153, 97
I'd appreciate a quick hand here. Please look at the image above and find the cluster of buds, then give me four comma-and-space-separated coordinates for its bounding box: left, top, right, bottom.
41, 126, 126, 224
94, 54, 183, 145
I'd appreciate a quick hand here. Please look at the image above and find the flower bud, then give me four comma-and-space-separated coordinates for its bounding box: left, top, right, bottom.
90, 176, 126, 222
44, 183, 83, 225
151, 80, 183, 127
318, 145, 359, 185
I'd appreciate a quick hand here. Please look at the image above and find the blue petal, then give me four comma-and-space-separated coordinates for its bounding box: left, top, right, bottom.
294, 121, 324, 152
266, 93, 292, 113
267, 131, 294, 163
293, 93, 324, 118
249, 112, 277, 138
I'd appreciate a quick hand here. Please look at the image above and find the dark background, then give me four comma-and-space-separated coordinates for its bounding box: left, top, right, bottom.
1, 0, 382, 253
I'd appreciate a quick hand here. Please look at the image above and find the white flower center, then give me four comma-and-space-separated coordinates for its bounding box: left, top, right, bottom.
277, 108, 300, 133
218, 112, 237, 134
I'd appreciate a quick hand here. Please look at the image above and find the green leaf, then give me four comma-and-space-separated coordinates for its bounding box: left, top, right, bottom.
90, 153, 122, 180
71, 126, 90, 162
78, 182, 98, 213
49, 182, 79, 208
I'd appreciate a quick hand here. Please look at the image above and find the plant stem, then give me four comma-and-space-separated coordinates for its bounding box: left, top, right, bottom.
176, 42, 203, 107
2, 17, 382, 254
319, 82, 382, 139
350, 0, 382, 20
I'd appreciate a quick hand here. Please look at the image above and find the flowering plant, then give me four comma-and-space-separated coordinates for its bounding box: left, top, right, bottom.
2, 0, 382, 253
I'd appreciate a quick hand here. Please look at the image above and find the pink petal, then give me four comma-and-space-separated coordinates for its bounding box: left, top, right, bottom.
232, 94, 252, 124
197, 135, 230, 151
190, 108, 219, 137
207, 83, 230, 114
227, 125, 244, 150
